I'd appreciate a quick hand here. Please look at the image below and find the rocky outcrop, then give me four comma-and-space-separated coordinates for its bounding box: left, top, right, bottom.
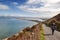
3, 23, 42, 40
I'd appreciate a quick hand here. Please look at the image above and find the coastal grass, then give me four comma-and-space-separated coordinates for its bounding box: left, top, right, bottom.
40, 25, 45, 40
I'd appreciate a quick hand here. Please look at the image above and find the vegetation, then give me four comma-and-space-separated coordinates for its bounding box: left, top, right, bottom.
44, 13, 60, 31
40, 25, 45, 40
56, 23, 60, 31
45, 21, 60, 31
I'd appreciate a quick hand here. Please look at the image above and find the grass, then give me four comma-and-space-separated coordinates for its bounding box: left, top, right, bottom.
46, 22, 60, 31
40, 26, 45, 40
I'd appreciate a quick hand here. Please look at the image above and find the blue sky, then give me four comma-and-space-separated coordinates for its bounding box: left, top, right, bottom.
0, 0, 60, 18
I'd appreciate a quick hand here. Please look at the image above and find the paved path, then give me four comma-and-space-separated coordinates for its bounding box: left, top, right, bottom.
42, 24, 60, 40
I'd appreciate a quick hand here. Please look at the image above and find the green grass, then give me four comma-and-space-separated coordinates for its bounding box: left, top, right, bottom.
40, 26, 45, 40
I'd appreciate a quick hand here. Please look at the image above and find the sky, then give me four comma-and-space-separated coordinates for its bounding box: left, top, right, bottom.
0, 0, 60, 18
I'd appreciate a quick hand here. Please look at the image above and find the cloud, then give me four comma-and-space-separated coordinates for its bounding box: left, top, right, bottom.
17, 0, 60, 17
43, 0, 60, 3
0, 14, 27, 17
12, 2, 18, 5
26, 0, 41, 4
0, 4, 9, 10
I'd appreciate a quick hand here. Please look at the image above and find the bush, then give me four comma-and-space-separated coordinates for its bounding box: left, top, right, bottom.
56, 23, 60, 31
46, 22, 60, 31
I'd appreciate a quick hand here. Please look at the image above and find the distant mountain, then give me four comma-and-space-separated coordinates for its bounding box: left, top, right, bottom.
0, 16, 46, 22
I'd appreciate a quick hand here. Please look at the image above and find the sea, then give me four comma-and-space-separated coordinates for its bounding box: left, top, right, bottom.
0, 18, 37, 40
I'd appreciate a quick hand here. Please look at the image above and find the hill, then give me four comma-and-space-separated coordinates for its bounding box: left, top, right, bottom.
44, 13, 60, 31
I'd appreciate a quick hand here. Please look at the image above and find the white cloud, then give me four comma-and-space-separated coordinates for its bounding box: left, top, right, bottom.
26, 0, 41, 4
0, 4, 9, 10
43, 0, 60, 3
12, 2, 18, 5
0, 14, 28, 17
17, 0, 60, 17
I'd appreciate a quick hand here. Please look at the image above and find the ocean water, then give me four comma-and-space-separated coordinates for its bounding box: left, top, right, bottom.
0, 18, 37, 40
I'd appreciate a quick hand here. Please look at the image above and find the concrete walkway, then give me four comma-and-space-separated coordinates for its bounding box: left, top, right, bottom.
42, 24, 60, 40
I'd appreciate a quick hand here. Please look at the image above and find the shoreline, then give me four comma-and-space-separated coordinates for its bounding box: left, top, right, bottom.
3, 20, 42, 40
28, 20, 41, 23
